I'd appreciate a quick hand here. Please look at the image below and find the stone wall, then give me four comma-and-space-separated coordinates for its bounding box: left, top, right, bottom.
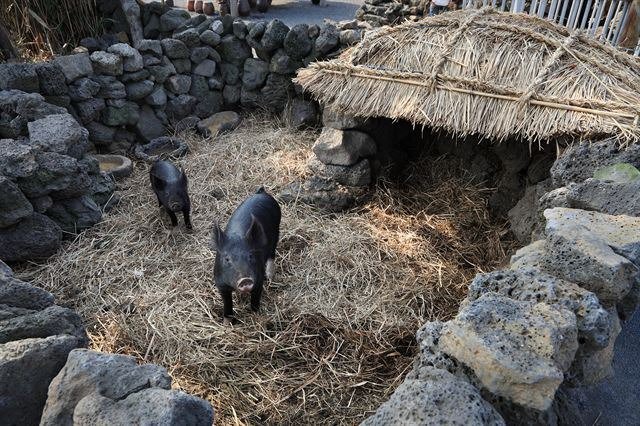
359, 138, 640, 425
0, 260, 214, 425
284, 108, 556, 216
0, 90, 116, 263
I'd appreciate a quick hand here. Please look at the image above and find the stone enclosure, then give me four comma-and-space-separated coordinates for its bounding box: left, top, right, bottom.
1, 2, 640, 425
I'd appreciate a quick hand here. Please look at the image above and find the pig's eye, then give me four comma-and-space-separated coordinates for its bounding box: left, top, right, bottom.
224, 256, 231, 264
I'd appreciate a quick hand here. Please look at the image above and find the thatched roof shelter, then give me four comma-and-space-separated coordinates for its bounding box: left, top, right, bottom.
296, 8, 640, 144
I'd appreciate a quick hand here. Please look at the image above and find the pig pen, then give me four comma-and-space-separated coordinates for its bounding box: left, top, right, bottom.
16, 115, 515, 425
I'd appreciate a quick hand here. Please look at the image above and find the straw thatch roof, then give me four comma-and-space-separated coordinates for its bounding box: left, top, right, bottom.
296, 8, 640, 144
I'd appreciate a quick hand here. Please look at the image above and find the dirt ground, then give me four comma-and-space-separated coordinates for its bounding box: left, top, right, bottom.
153, 0, 364, 26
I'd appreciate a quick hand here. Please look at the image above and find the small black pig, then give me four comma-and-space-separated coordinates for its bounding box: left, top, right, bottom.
211, 187, 281, 324
149, 160, 192, 230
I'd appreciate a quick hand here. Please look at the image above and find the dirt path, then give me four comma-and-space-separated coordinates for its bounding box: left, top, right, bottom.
158, 0, 363, 26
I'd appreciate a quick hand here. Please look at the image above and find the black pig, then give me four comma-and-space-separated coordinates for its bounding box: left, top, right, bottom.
211, 187, 281, 324
150, 160, 192, 229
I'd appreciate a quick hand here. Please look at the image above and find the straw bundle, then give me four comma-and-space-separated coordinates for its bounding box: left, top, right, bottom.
17, 116, 515, 424
296, 8, 640, 145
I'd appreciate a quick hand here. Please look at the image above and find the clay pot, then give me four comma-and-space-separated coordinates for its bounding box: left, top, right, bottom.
195, 0, 204, 13
238, 0, 251, 16
218, 0, 230, 15
256, 0, 269, 12
203, 1, 215, 15
187, 0, 195, 11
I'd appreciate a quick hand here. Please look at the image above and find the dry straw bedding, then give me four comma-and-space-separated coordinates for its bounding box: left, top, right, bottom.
296, 8, 640, 144
18, 116, 514, 425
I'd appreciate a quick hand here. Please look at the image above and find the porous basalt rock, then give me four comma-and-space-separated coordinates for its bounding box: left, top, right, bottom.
361, 367, 505, 426
439, 293, 578, 411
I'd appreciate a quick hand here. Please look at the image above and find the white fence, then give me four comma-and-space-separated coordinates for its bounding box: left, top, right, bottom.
461, 0, 640, 56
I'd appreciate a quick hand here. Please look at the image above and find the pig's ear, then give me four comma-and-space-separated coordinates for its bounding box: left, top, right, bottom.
210, 223, 225, 250
245, 215, 267, 247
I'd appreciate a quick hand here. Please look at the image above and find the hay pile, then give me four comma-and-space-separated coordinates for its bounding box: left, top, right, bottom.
18, 116, 515, 425
296, 8, 640, 144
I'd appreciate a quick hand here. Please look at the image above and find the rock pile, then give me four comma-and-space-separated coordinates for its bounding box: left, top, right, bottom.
356, 0, 430, 27
0, 261, 87, 424
0, 91, 115, 262
362, 138, 640, 425
508, 138, 640, 243
0, 261, 214, 425
287, 107, 554, 213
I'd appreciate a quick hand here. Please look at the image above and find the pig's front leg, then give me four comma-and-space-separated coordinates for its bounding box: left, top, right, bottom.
183, 209, 193, 230
166, 209, 179, 227
220, 287, 234, 322
250, 284, 263, 312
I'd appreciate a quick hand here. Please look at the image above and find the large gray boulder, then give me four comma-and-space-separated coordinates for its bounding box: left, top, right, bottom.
312, 128, 377, 166
35, 63, 68, 96
507, 180, 552, 244
551, 139, 640, 187
0, 175, 33, 228
261, 20, 290, 52
0, 213, 62, 262
160, 39, 190, 59
285, 98, 318, 129
27, 113, 89, 160
0, 274, 54, 310
40, 349, 212, 426
440, 293, 578, 411
315, 23, 340, 55
159, 9, 191, 32
0, 336, 83, 425
107, 43, 144, 72
16, 151, 91, 199
72, 388, 214, 426
361, 367, 504, 426
242, 58, 269, 90
0, 63, 40, 93
125, 79, 155, 100
308, 155, 371, 187
0, 139, 38, 179
467, 269, 610, 350
52, 53, 93, 83
45, 196, 102, 234
322, 106, 366, 130
89, 51, 123, 76
218, 35, 252, 67
0, 305, 86, 345
566, 177, 640, 217
135, 105, 166, 142
284, 24, 313, 59
542, 208, 640, 305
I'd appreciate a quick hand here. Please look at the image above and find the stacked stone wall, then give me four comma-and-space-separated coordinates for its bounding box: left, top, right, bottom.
360, 138, 640, 425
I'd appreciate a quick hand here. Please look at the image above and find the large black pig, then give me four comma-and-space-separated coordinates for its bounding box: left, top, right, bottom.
211, 187, 281, 324
149, 160, 192, 230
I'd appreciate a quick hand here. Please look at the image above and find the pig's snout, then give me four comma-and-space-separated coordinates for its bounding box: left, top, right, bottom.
236, 277, 254, 293
168, 200, 182, 211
